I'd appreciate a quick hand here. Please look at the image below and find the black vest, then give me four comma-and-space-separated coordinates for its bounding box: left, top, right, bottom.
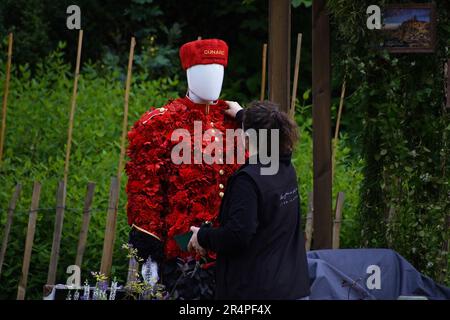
215, 155, 310, 300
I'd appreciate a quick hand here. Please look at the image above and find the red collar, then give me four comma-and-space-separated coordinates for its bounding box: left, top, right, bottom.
178, 96, 224, 114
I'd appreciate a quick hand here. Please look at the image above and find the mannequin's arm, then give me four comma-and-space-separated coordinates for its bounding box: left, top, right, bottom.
126, 109, 170, 263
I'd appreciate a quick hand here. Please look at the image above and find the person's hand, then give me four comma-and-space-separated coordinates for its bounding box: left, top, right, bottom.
188, 226, 207, 256
224, 101, 243, 118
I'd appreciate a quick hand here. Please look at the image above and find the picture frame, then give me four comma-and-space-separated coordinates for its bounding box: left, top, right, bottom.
381, 3, 436, 53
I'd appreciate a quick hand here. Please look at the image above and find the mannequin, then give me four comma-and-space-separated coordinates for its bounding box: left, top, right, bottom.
140, 62, 225, 282
187, 64, 224, 103
125, 38, 240, 299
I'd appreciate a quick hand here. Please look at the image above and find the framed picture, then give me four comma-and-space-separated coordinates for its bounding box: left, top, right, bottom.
381, 3, 436, 53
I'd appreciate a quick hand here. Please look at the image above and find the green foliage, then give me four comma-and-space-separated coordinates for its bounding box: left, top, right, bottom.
0, 0, 51, 65
292, 92, 364, 249
0, 1, 313, 103
0, 45, 179, 299
328, 0, 450, 284
292, 0, 312, 8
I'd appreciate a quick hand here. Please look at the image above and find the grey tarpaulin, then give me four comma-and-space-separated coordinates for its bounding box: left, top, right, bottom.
307, 249, 450, 300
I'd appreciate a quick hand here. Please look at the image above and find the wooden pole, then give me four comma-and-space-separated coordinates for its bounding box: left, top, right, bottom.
99, 38, 136, 277
332, 79, 346, 184
100, 177, 119, 277
332, 192, 345, 249
305, 191, 314, 251
268, 0, 291, 113
0, 183, 21, 278
0, 33, 13, 165
117, 37, 136, 182
260, 43, 268, 101
75, 182, 96, 267
312, 0, 332, 249
63, 30, 83, 186
197, 36, 202, 40
290, 33, 303, 119
17, 182, 41, 300
47, 180, 66, 285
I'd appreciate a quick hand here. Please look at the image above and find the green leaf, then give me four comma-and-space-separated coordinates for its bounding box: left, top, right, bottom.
292, 0, 312, 8
302, 89, 311, 101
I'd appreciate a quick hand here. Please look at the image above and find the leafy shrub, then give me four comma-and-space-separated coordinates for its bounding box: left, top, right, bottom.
0, 44, 179, 299
292, 92, 364, 249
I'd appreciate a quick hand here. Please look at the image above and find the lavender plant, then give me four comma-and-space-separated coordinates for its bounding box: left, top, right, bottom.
122, 243, 168, 300
91, 272, 108, 300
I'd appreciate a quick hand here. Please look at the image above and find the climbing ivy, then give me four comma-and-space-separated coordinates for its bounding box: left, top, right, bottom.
328, 0, 450, 284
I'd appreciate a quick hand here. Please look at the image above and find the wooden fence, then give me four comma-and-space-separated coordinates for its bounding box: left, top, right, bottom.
0, 178, 118, 299
0, 178, 345, 299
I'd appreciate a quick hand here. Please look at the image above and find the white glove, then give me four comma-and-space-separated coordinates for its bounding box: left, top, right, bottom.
225, 101, 243, 118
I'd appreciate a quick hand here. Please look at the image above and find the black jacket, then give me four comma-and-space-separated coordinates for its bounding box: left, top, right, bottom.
198, 155, 310, 300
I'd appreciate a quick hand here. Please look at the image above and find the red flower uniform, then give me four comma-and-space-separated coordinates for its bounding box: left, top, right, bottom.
125, 96, 241, 260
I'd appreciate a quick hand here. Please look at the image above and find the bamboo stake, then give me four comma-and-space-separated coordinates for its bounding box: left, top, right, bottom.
47, 180, 66, 285
75, 182, 96, 267
0, 33, 13, 165
290, 33, 302, 119
17, 182, 41, 300
99, 38, 136, 277
0, 183, 21, 278
260, 43, 268, 101
117, 37, 136, 182
305, 191, 314, 251
331, 79, 346, 184
332, 192, 345, 249
63, 30, 83, 186
334, 80, 346, 142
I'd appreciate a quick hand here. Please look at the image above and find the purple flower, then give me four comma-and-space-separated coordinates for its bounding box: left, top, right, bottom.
99, 280, 108, 292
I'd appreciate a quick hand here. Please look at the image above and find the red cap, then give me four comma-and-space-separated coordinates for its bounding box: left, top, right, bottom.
179, 39, 228, 70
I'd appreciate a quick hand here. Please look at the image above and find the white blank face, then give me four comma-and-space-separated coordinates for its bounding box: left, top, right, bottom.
186, 64, 224, 101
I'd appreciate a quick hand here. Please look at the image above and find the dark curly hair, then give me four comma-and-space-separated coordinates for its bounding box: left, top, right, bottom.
242, 100, 299, 155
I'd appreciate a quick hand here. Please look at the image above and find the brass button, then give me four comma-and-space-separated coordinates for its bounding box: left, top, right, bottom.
159, 107, 166, 112
219, 169, 224, 175
210, 122, 215, 127
219, 192, 224, 198
211, 129, 216, 134
219, 184, 224, 190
